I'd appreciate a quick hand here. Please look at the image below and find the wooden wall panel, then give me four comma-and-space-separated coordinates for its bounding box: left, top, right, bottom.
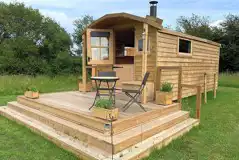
157, 31, 220, 99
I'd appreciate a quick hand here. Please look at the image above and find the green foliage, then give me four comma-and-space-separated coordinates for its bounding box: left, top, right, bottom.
72, 15, 94, 55
95, 99, 113, 109
176, 14, 214, 40
26, 86, 38, 92
0, 2, 81, 76
160, 82, 173, 92
176, 14, 239, 72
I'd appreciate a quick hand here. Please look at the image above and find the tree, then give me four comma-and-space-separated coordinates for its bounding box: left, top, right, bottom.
176, 14, 213, 40
219, 15, 239, 72
0, 2, 77, 75
72, 15, 94, 55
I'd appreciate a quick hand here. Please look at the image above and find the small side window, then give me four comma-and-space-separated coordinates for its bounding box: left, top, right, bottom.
178, 38, 192, 55
138, 39, 150, 52
138, 39, 143, 51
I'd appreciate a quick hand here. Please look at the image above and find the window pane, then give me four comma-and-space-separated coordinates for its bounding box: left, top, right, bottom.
101, 48, 109, 60
91, 37, 100, 46
91, 48, 100, 60
179, 39, 191, 53
101, 37, 109, 47
138, 39, 143, 51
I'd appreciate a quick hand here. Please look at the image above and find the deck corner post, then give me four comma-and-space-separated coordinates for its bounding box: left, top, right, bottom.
82, 33, 87, 93
213, 73, 217, 99
178, 66, 182, 108
141, 23, 149, 104
204, 73, 207, 104
196, 85, 202, 120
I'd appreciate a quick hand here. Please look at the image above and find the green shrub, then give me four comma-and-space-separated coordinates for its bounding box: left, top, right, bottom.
95, 99, 113, 109
26, 86, 38, 92
160, 82, 173, 92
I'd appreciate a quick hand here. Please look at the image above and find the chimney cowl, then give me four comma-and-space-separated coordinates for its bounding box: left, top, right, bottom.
149, 0, 158, 5
149, 0, 158, 17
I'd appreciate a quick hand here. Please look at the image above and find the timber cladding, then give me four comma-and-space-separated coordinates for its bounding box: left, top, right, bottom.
157, 30, 220, 99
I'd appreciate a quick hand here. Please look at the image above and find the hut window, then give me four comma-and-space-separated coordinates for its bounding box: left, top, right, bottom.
138, 39, 143, 51
90, 31, 110, 60
179, 38, 192, 54
138, 39, 150, 52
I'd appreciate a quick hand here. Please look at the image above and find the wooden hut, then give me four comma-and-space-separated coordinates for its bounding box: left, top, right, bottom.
81, 1, 220, 103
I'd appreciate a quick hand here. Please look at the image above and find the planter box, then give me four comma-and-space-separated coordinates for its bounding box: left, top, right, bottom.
24, 91, 39, 99
92, 107, 119, 121
78, 81, 92, 92
156, 91, 173, 105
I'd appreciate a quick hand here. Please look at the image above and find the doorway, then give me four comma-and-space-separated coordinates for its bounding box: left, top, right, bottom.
114, 28, 135, 87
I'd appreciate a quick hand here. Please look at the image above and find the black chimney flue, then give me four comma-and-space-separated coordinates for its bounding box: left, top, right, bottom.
149, 0, 158, 17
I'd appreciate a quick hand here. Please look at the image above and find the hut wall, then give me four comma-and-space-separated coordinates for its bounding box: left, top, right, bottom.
157, 31, 220, 99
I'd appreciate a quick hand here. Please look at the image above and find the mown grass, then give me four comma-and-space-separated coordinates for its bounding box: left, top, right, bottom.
144, 87, 239, 160
0, 116, 78, 160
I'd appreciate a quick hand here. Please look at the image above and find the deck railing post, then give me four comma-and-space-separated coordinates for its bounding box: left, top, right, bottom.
204, 73, 207, 104
196, 86, 202, 120
213, 73, 217, 99
178, 67, 182, 108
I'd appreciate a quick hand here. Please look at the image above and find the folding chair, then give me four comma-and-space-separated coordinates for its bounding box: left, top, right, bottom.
122, 72, 150, 112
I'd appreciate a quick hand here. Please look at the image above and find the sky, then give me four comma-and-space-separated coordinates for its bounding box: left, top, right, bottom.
2, 0, 239, 34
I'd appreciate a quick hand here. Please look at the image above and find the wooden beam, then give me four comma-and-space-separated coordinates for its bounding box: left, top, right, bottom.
214, 73, 217, 99
204, 73, 207, 104
157, 66, 182, 70
178, 67, 182, 108
82, 34, 87, 92
141, 23, 149, 104
182, 84, 201, 88
196, 86, 202, 119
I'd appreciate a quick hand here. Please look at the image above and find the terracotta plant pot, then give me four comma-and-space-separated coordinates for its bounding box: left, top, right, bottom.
156, 91, 173, 105
24, 91, 39, 99
92, 107, 119, 121
78, 81, 92, 92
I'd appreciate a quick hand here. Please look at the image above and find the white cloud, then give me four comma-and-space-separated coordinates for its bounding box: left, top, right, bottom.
2, 0, 80, 9
210, 19, 224, 27
39, 9, 76, 33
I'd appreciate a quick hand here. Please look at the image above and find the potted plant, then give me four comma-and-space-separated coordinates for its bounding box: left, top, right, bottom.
92, 99, 119, 121
24, 86, 39, 99
156, 82, 173, 105
78, 77, 92, 92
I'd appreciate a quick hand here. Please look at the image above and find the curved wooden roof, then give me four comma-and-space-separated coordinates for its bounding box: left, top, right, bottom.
88, 12, 163, 29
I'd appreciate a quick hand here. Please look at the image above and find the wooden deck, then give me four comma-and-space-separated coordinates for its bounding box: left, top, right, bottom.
0, 91, 199, 160
17, 91, 181, 134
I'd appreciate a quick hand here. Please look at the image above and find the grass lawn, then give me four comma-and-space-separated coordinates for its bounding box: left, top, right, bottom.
219, 73, 239, 88
0, 74, 239, 160
0, 75, 79, 97
144, 87, 239, 160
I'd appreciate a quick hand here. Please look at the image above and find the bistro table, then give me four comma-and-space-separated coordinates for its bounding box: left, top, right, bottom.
89, 76, 120, 110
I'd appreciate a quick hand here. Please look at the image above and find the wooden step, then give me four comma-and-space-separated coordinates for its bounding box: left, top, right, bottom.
17, 96, 180, 134
7, 102, 189, 154
0, 106, 109, 160
0, 106, 199, 160
112, 118, 199, 160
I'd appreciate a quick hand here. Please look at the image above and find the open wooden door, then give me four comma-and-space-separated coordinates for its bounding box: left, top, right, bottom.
86, 29, 114, 65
